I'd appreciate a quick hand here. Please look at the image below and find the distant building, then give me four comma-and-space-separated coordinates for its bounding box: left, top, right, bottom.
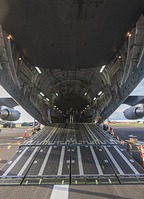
15, 123, 22, 128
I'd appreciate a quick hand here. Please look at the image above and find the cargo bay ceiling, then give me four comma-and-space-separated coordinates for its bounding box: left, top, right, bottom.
0, 0, 144, 124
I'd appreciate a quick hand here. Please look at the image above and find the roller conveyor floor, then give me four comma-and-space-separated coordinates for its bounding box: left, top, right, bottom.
0, 123, 144, 185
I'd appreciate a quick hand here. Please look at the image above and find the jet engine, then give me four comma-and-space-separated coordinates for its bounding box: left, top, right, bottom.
123, 105, 144, 120
0, 108, 20, 121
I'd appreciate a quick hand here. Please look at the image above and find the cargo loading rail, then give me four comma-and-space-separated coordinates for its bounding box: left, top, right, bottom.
0, 123, 144, 186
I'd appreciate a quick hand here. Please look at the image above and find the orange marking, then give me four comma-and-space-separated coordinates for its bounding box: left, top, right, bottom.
17, 141, 21, 146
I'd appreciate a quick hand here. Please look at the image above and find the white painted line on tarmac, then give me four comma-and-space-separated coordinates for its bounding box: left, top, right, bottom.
50, 185, 69, 199
38, 146, 52, 176
14, 137, 23, 139
77, 146, 84, 175
0, 143, 11, 145
17, 147, 39, 176
103, 146, 124, 175
90, 146, 103, 175
2, 147, 29, 176
57, 146, 65, 176
114, 146, 140, 175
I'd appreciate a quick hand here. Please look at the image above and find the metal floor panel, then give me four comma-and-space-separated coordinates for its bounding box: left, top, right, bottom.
92, 145, 115, 175
1, 146, 40, 177
1, 123, 144, 185
103, 145, 144, 176
26, 146, 51, 176
42, 146, 62, 176
80, 146, 100, 175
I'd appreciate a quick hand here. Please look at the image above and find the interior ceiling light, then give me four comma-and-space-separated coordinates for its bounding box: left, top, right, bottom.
87, 105, 89, 107
46, 98, 49, 101
98, 91, 102, 96
100, 65, 106, 73
56, 93, 58, 96
7, 34, 13, 40
93, 97, 96, 100
84, 92, 87, 96
40, 92, 44, 97
18, 57, 22, 61
118, 55, 122, 59
54, 105, 56, 108
127, 32, 132, 37
35, 66, 42, 74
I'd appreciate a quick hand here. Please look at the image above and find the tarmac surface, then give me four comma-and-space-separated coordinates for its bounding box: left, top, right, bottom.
0, 125, 144, 199
0, 128, 28, 169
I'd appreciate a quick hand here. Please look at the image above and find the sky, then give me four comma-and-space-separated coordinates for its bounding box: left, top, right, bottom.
0, 78, 144, 123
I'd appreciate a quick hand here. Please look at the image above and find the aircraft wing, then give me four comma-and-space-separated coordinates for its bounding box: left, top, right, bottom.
123, 96, 144, 106
0, 98, 19, 108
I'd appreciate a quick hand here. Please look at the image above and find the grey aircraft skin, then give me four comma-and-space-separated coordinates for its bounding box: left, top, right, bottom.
123, 96, 144, 120
0, 98, 20, 121
0, 1, 144, 124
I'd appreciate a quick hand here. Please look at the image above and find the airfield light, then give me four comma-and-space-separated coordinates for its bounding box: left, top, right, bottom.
7, 145, 11, 150
40, 92, 44, 97
54, 105, 56, 108
118, 55, 122, 59
98, 91, 102, 96
100, 65, 106, 73
93, 97, 96, 100
35, 66, 42, 74
56, 93, 58, 96
19, 57, 22, 61
46, 98, 50, 101
84, 92, 87, 96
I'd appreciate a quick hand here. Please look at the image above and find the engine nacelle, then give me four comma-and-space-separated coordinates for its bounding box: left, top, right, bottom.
0, 108, 20, 121
123, 106, 144, 120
